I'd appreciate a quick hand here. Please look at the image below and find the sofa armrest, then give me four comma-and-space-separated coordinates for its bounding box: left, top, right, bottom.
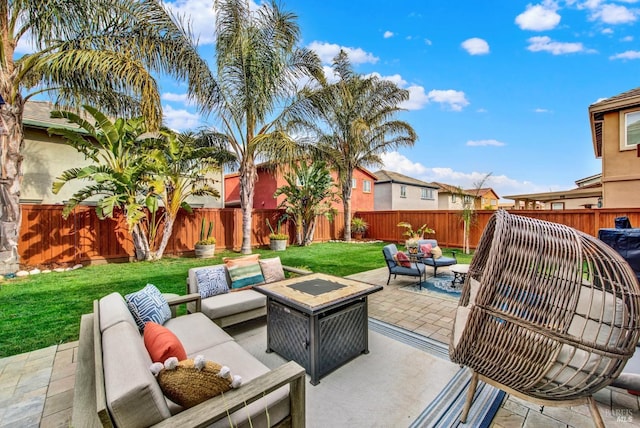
152, 361, 306, 428
166, 293, 201, 314
283, 265, 312, 276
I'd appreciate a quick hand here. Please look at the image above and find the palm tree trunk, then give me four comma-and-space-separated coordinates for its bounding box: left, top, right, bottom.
342, 191, 352, 242
239, 161, 257, 254
0, 102, 24, 274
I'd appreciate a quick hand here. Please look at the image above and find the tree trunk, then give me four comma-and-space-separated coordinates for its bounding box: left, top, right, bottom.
239, 160, 257, 254
154, 214, 174, 260
131, 223, 151, 261
342, 185, 353, 241
0, 101, 24, 273
303, 217, 316, 246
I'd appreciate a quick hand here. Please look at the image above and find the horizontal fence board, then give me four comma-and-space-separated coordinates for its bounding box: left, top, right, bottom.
17, 205, 640, 266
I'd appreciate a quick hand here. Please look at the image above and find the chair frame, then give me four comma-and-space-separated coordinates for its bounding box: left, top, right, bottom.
382, 244, 425, 286
416, 239, 457, 277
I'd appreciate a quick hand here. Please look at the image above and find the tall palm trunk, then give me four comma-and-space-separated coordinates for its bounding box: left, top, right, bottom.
239, 161, 257, 254
342, 177, 353, 241
0, 100, 24, 273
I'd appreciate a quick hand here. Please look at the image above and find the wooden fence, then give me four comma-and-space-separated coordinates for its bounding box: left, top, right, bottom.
17, 205, 640, 266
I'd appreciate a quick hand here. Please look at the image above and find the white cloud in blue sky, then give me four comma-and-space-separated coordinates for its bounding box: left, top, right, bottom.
466, 140, 506, 147
383, 31, 394, 38
461, 38, 490, 55
307, 41, 379, 64
526, 36, 589, 54
610, 50, 640, 59
515, 1, 561, 31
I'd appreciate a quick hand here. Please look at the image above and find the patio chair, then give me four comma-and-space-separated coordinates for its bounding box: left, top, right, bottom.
382, 244, 426, 286
449, 210, 640, 428
417, 239, 457, 277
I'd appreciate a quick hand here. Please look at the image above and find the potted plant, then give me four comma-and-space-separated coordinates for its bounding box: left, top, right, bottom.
351, 217, 368, 240
195, 218, 216, 258
266, 217, 288, 251
397, 222, 435, 254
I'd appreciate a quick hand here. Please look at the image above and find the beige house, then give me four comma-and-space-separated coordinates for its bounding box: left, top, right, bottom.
21, 101, 224, 207
432, 182, 476, 210
589, 87, 640, 208
503, 174, 602, 210
373, 170, 438, 210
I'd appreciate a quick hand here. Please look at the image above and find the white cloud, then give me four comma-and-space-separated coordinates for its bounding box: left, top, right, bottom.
526, 36, 587, 54
401, 86, 430, 110
162, 104, 201, 131
426, 90, 469, 111
424, 38, 433, 45
610, 50, 640, 59
534, 108, 551, 113
466, 139, 506, 147
164, 0, 220, 45
162, 92, 190, 103
515, 1, 561, 31
590, 3, 637, 24
383, 31, 394, 38
601, 27, 614, 34
621, 35, 634, 42
307, 41, 379, 65
461, 38, 490, 55
477, 108, 488, 113
380, 151, 559, 199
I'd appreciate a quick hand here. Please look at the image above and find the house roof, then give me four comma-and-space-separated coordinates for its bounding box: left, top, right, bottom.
589, 87, 640, 158
503, 184, 602, 203
431, 181, 475, 196
22, 101, 85, 131
225, 162, 378, 180
373, 170, 438, 188
464, 187, 499, 199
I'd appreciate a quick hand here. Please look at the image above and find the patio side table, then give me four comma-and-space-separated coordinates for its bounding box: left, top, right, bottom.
449, 264, 470, 289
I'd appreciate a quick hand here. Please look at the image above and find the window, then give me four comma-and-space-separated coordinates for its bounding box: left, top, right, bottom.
421, 188, 433, 199
400, 185, 407, 198
452, 194, 457, 203
363, 180, 371, 193
352, 178, 357, 189
464, 195, 472, 204
551, 202, 565, 210
620, 110, 640, 150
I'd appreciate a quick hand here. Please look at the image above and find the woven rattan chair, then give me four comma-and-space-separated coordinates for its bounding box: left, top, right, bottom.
450, 210, 640, 427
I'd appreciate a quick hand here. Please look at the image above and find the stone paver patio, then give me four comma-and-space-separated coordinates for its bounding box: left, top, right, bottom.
0, 266, 638, 427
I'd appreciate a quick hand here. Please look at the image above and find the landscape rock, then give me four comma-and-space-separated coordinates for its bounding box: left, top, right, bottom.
41, 269, 52, 274
72, 264, 83, 270
29, 268, 41, 275
53, 268, 65, 273
16, 270, 29, 277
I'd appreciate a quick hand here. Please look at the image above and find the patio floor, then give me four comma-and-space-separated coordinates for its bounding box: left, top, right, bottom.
1, 266, 639, 427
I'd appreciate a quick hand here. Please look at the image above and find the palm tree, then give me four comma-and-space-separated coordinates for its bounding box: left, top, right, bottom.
0, 0, 215, 271
290, 50, 417, 241
200, 0, 324, 254
274, 161, 337, 246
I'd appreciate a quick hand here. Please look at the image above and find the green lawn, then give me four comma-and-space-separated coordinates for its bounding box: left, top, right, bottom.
0, 242, 471, 358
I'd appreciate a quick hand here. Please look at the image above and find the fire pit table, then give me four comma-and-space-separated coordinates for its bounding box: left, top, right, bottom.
253, 273, 382, 385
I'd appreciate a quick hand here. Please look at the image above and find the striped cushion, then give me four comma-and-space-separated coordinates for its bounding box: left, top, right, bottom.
227, 262, 265, 290
125, 284, 171, 330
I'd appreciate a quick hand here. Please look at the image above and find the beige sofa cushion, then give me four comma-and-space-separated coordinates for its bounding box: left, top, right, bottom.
200, 289, 266, 320
197, 340, 290, 428
99, 292, 137, 332
102, 321, 171, 427
163, 312, 233, 355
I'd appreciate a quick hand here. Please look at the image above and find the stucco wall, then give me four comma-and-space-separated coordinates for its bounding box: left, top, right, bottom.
386, 182, 438, 210
22, 128, 224, 208
602, 109, 640, 208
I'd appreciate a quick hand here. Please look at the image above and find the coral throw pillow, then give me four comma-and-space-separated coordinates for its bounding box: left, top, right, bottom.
420, 243, 432, 257
394, 251, 412, 268
144, 322, 187, 363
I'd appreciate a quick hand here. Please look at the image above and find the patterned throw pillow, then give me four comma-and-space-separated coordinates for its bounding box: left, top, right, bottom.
195, 266, 229, 298
125, 284, 172, 330
259, 257, 285, 283
394, 251, 412, 268
420, 243, 432, 257
224, 255, 264, 290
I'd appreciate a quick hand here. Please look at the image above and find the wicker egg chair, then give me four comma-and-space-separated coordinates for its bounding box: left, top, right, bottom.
449, 210, 640, 427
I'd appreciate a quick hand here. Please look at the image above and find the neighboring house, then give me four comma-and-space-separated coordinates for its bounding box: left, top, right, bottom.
431, 182, 475, 210
373, 170, 438, 210
224, 163, 376, 212
589, 87, 640, 208
468, 188, 500, 210
21, 101, 224, 207
503, 174, 602, 210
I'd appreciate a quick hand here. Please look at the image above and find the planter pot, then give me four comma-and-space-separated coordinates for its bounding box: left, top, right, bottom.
353, 232, 364, 240
405, 239, 419, 255
194, 244, 216, 258
269, 239, 287, 251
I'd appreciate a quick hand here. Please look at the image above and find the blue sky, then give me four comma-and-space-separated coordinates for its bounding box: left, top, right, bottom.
158, 0, 640, 200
